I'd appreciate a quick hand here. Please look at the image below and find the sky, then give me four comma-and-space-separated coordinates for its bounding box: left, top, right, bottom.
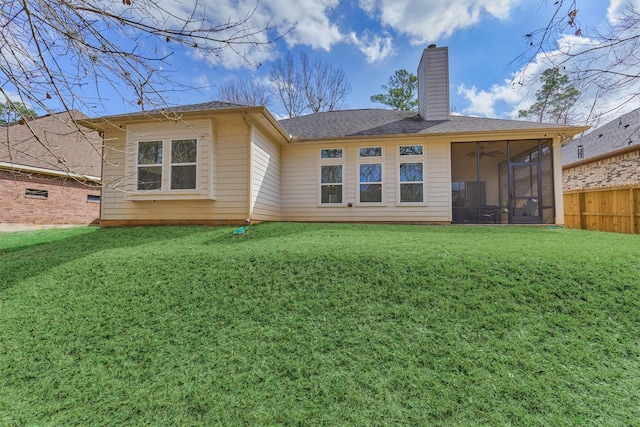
162, 0, 639, 123
7, 0, 640, 124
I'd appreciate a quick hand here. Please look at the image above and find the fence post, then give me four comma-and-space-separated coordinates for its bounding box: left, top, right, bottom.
578, 191, 587, 230
632, 187, 638, 235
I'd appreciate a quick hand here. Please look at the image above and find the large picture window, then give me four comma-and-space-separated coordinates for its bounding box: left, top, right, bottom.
137, 138, 198, 191
398, 145, 425, 203
319, 148, 343, 204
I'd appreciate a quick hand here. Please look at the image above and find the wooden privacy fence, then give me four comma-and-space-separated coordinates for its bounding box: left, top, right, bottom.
564, 185, 640, 234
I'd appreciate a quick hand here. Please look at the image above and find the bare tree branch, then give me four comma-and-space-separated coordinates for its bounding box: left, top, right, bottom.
0, 0, 286, 177
514, 0, 640, 122
217, 79, 272, 107
269, 51, 351, 118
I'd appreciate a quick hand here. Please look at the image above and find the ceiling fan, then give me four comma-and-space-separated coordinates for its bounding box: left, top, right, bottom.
467, 146, 504, 158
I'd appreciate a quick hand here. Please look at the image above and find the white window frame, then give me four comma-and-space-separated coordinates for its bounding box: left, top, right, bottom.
169, 138, 198, 190
135, 138, 199, 193
397, 145, 426, 205
136, 140, 164, 191
357, 146, 384, 205
318, 147, 345, 206
126, 120, 213, 201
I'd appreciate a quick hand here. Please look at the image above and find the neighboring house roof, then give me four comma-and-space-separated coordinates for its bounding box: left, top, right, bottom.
0, 110, 102, 180
563, 108, 640, 167
279, 109, 584, 140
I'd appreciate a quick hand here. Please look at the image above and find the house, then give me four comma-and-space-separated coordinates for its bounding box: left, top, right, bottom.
85, 45, 587, 227
562, 108, 640, 190
0, 111, 102, 229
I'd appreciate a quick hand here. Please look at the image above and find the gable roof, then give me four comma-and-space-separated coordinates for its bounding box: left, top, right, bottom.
562, 108, 640, 167
279, 109, 586, 140
0, 110, 102, 179
84, 101, 292, 143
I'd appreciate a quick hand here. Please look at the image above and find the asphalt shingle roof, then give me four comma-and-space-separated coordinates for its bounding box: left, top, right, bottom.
562, 108, 640, 165
147, 101, 249, 113
101, 101, 250, 121
279, 109, 577, 139
0, 111, 102, 178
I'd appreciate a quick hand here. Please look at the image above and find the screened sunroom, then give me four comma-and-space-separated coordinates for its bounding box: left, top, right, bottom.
451, 139, 556, 225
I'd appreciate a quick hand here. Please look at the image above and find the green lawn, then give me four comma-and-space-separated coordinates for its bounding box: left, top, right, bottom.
1, 223, 639, 425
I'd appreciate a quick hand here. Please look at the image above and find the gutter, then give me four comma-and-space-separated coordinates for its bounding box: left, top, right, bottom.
0, 161, 101, 182
287, 126, 591, 144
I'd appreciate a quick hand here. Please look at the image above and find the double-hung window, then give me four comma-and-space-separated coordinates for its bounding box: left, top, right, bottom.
137, 141, 163, 190
319, 148, 343, 204
398, 145, 425, 203
170, 139, 197, 189
358, 147, 383, 203
136, 138, 198, 191
127, 120, 211, 200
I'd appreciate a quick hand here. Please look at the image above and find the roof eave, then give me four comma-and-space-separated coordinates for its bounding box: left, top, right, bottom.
289, 125, 590, 143
82, 106, 292, 143
0, 161, 101, 182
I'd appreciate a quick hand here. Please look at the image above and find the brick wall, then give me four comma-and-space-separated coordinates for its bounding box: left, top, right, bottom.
0, 169, 100, 225
563, 149, 640, 191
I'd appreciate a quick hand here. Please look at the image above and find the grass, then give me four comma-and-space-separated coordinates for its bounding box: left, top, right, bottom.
1, 223, 639, 425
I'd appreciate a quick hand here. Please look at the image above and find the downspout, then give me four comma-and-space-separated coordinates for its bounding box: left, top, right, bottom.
242, 111, 253, 224
99, 130, 105, 225
552, 135, 566, 225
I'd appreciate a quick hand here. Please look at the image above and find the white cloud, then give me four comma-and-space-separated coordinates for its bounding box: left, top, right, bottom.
359, 0, 522, 44
348, 31, 394, 63
152, 0, 525, 69
262, 0, 343, 50
458, 80, 526, 118
193, 75, 212, 92
358, 0, 377, 14
172, 0, 345, 68
607, 0, 640, 22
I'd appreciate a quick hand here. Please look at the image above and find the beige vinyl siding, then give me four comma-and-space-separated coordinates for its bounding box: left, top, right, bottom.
101, 117, 250, 222
214, 117, 249, 211
101, 127, 128, 220
281, 137, 452, 222
250, 125, 281, 221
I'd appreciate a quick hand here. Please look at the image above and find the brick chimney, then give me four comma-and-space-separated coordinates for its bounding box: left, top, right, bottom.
417, 44, 450, 121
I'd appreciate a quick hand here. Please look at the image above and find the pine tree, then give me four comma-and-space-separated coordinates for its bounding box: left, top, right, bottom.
370, 70, 418, 111
518, 68, 581, 124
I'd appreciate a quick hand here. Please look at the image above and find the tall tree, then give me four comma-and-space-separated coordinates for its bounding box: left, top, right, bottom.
519, 68, 581, 124
300, 53, 351, 114
516, 0, 640, 120
370, 69, 418, 111
269, 52, 307, 118
269, 52, 351, 118
0, 101, 36, 124
217, 79, 273, 107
